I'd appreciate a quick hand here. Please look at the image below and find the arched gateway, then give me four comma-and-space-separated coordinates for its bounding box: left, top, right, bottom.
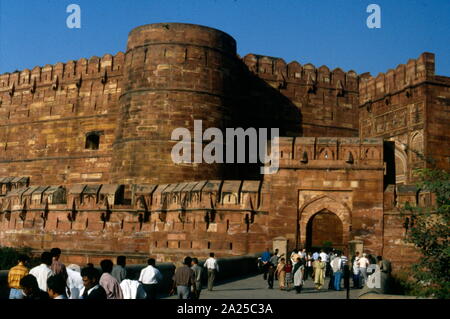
298, 195, 351, 252
306, 209, 344, 251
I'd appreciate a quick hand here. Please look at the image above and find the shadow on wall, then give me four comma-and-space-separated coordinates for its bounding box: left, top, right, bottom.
224, 59, 303, 180
0, 254, 260, 299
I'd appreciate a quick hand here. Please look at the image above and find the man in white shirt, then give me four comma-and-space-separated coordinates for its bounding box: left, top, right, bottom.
358, 253, 370, 287
300, 249, 307, 259
120, 279, 147, 299
29, 252, 53, 292
138, 258, 162, 300
329, 250, 337, 262
319, 250, 328, 263
66, 264, 84, 299
330, 253, 343, 291
352, 252, 361, 288
204, 252, 219, 291
319, 250, 331, 280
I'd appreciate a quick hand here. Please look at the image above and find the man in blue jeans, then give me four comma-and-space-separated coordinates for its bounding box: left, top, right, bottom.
331, 253, 343, 291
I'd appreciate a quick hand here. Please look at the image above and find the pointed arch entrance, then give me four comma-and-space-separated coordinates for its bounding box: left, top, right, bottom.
305, 209, 344, 250
298, 194, 351, 252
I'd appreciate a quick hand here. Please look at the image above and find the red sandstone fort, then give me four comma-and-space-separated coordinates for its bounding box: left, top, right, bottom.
0, 23, 449, 270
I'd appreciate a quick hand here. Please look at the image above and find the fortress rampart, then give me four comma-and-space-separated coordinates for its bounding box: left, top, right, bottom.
0, 23, 363, 186
359, 52, 450, 183
0, 23, 448, 269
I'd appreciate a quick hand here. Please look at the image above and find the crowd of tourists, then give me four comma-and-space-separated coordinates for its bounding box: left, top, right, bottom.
258, 248, 392, 293
7, 246, 391, 299
6, 248, 219, 300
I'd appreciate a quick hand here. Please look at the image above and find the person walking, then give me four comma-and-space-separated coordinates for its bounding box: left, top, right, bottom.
352, 252, 361, 288
80, 267, 107, 300
66, 264, 84, 299
312, 251, 319, 261
341, 253, 348, 267
270, 251, 279, 280
271, 249, 279, 265
171, 256, 196, 299
293, 257, 305, 294
204, 252, 219, 291
290, 249, 300, 267
323, 249, 333, 280
358, 253, 370, 287
8, 254, 29, 299
99, 259, 124, 299
267, 263, 275, 289
120, 279, 147, 299
284, 259, 293, 291
112, 255, 127, 283
313, 257, 326, 290
300, 249, 307, 259
50, 248, 68, 281
319, 250, 328, 263
341, 253, 349, 290
29, 251, 53, 292
276, 258, 286, 290
261, 248, 271, 280
305, 252, 313, 280
139, 258, 163, 300
328, 251, 335, 290
331, 253, 343, 291
191, 258, 203, 299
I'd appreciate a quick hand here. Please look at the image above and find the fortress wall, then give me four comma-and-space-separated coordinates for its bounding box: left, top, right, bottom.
0, 53, 125, 185
242, 54, 360, 137
425, 75, 450, 170
358, 52, 450, 183
0, 180, 270, 262
382, 212, 422, 272
0, 24, 383, 187
0, 22, 447, 268
264, 137, 385, 255
358, 52, 435, 104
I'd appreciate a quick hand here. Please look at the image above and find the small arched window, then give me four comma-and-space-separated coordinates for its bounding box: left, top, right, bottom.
85, 131, 103, 150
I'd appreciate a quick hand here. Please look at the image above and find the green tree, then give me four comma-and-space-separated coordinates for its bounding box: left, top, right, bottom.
402, 168, 450, 299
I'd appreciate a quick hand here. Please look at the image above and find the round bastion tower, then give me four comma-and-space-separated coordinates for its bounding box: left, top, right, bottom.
111, 23, 238, 184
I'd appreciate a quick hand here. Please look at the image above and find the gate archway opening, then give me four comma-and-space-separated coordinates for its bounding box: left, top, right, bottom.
305, 209, 344, 251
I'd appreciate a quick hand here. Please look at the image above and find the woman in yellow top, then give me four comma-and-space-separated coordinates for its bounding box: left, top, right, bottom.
276, 258, 286, 290
313, 256, 326, 290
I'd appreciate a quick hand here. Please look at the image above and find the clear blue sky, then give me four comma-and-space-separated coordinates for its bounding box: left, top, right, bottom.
0, 0, 449, 76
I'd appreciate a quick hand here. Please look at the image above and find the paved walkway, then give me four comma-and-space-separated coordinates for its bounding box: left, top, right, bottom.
164, 273, 363, 299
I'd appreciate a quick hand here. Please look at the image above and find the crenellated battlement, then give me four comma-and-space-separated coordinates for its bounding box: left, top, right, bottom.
0, 52, 124, 90
242, 54, 360, 93
0, 52, 125, 110
359, 52, 435, 105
